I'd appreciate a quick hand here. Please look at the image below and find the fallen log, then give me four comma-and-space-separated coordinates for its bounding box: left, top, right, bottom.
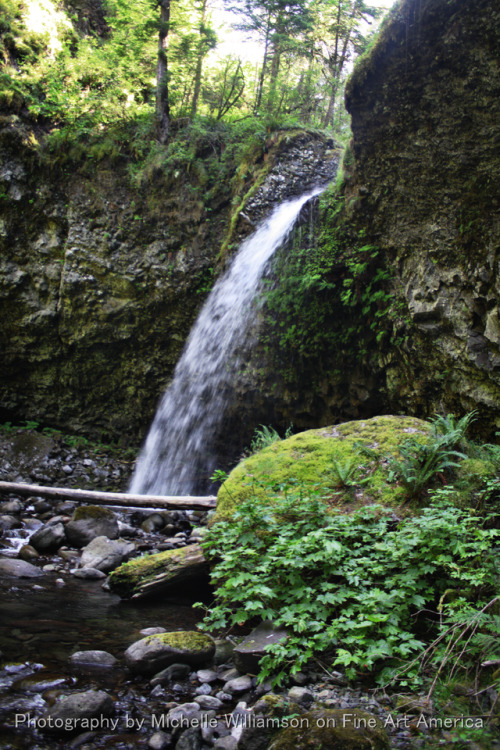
0, 481, 216, 510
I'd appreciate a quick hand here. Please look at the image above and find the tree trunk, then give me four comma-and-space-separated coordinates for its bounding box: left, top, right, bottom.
0, 481, 216, 510
156, 0, 171, 144
191, 0, 208, 118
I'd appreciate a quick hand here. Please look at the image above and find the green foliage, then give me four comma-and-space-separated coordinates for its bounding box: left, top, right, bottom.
387, 412, 475, 499
199, 485, 498, 686
249, 424, 293, 454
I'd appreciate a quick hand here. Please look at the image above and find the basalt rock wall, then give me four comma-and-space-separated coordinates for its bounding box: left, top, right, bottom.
339, 0, 500, 432
0, 124, 337, 444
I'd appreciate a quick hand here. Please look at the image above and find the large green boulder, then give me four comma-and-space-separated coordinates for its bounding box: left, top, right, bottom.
215, 415, 430, 522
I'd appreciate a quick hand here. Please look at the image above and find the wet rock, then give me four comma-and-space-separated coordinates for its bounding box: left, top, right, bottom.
43, 689, 115, 734
69, 650, 118, 669
65, 506, 119, 547
0, 514, 21, 530
148, 731, 172, 750
80, 535, 135, 572
287, 687, 314, 706
197, 668, 218, 683
0, 499, 23, 514
224, 676, 253, 694
194, 695, 223, 710
175, 726, 203, 750
150, 663, 191, 686
18, 544, 40, 561
71, 567, 107, 579
214, 737, 237, 750
141, 626, 167, 636
0, 558, 43, 577
30, 522, 66, 552
214, 639, 234, 666
108, 544, 209, 599
125, 631, 215, 676
232, 621, 288, 674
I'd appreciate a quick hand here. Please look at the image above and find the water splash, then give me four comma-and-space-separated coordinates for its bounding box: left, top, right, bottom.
130, 187, 324, 495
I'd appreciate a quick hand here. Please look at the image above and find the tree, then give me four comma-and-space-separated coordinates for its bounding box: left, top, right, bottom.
156, 0, 172, 143
226, 0, 313, 114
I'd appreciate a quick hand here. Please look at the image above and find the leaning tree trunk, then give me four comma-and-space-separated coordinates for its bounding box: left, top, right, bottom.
156, 0, 171, 144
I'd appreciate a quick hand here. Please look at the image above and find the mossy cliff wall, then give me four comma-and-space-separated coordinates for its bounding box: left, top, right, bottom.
335, 0, 500, 431
0, 122, 336, 443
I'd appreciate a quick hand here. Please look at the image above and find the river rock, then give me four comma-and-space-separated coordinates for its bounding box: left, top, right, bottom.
69, 650, 118, 668
0, 499, 23, 514
267, 709, 390, 750
124, 631, 215, 675
233, 621, 288, 674
0, 558, 43, 577
80, 535, 136, 572
30, 522, 66, 552
65, 506, 119, 547
224, 676, 253, 694
43, 689, 115, 734
148, 731, 172, 750
70, 566, 107, 579
150, 663, 191, 686
175, 726, 203, 750
18, 544, 40, 561
108, 544, 209, 599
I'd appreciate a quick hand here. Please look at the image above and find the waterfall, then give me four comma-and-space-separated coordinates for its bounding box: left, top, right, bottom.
130, 186, 324, 496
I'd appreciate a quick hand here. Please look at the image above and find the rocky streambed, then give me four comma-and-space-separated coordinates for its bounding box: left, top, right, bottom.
0, 427, 462, 750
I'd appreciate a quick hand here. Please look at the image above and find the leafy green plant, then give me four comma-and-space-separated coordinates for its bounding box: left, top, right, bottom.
387, 414, 475, 498
249, 424, 293, 455
197, 484, 498, 686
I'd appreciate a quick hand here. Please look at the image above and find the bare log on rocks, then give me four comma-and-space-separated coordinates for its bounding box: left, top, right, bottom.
0, 481, 217, 510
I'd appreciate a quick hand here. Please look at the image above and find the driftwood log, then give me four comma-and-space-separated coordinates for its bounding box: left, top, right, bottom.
0, 481, 216, 510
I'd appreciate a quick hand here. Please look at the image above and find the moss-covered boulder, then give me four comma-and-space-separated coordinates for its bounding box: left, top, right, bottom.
124, 631, 215, 675
268, 708, 390, 750
215, 415, 430, 523
108, 544, 208, 599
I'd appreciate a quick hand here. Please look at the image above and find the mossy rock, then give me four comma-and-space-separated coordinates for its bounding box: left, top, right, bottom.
215, 415, 430, 523
72, 505, 115, 521
108, 543, 208, 599
124, 630, 215, 675
268, 708, 390, 750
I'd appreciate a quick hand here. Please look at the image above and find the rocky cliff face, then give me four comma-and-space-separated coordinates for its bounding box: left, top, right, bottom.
339, 0, 500, 433
0, 125, 336, 443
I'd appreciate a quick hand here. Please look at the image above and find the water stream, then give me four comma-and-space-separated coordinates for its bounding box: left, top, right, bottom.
130, 187, 324, 496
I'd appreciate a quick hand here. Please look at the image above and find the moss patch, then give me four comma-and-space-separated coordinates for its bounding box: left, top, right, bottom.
108, 544, 207, 599
215, 415, 430, 523
143, 631, 212, 651
268, 708, 390, 750
72, 505, 115, 521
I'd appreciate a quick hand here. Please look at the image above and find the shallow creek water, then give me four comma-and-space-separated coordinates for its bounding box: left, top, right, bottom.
0, 573, 203, 749
0, 514, 209, 750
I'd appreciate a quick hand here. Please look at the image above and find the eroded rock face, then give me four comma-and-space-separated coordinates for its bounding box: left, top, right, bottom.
341, 0, 500, 430
0, 126, 337, 444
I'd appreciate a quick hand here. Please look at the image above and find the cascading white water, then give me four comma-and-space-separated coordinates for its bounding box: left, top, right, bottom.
130, 186, 324, 496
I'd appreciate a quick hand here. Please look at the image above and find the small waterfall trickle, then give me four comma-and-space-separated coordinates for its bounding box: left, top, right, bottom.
130, 186, 325, 496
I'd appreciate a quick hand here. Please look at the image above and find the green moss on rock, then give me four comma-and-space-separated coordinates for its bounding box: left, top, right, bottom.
268, 708, 390, 750
72, 505, 115, 521
215, 415, 430, 522
124, 630, 215, 674
108, 544, 208, 599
